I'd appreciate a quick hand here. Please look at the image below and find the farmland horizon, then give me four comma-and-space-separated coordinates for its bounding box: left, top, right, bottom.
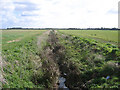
0, 27, 119, 30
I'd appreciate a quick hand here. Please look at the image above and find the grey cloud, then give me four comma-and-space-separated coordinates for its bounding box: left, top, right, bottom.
107, 9, 117, 14
88, 10, 94, 13
53, 1, 60, 5
13, 1, 41, 18
21, 14, 39, 17
14, 1, 36, 6
15, 6, 39, 11
14, 1, 40, 11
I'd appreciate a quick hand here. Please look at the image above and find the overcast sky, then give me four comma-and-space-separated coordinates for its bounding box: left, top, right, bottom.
0, 0, 119, 28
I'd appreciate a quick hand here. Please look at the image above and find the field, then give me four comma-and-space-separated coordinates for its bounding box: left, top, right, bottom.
2, 30, 46, 44
1, 30, 46, 88
1, 30, 120, 89
59, 30, 118, 44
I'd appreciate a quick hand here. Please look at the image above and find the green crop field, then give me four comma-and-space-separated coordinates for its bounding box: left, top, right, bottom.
2, 30, 45, 44
59, 30, 118, 44
1, 30, 120, 89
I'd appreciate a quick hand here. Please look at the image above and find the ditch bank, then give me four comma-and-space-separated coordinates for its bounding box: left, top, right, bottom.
37, 30, 85, 89
38, 30, 67, 89
38, 30, 120, 89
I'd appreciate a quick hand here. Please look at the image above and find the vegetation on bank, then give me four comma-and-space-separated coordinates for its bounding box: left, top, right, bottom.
58, 31, 120, 88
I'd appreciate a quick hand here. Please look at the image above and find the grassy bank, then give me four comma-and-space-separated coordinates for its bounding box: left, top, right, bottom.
58, 32, 120, 88
2, 30, 46, 88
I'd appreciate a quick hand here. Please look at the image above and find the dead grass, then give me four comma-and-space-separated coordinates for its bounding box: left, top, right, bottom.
37, 30, 50, 49
0, 55, 7, 88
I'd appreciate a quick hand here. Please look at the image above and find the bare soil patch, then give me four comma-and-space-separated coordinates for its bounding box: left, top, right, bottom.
7, 39, 20, 43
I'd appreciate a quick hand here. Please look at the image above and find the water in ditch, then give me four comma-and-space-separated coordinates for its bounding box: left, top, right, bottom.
58, 73, 69, 90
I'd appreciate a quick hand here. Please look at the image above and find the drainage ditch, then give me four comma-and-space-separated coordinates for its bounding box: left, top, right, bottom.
38, 30, 83, 89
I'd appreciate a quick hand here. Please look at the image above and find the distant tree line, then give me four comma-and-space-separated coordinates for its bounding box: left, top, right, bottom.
5, 27, 119, 30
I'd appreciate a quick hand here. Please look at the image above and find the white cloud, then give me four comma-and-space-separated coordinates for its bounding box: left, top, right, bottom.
0, 0, 19, 28
0, 0, 119, 28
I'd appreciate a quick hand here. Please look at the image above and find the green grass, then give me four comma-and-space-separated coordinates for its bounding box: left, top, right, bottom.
59, 30, 118, 44
2, 30, 45, 44
2, 30, 46, 88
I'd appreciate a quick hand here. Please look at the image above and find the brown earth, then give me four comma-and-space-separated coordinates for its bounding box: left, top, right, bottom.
7, 39, 20, 43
